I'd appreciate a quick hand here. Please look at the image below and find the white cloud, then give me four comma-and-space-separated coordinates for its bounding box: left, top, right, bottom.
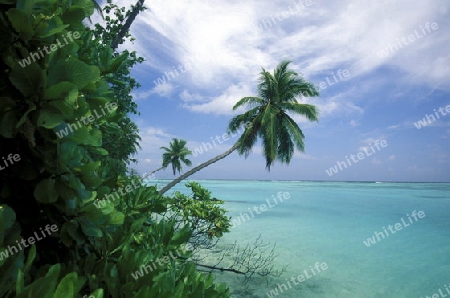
152, 83, 175, 97
349, 119, 360, 127
183, 83, 253, 114
132, 83, 176, 101
372, 158, 382, 165
118, 0, 449, 120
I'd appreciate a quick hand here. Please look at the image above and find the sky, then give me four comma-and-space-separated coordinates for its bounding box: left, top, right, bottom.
101, 0, 450, 182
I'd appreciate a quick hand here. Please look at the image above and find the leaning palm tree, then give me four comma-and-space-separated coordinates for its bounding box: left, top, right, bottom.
158, 61, 319, 195
152, 138, 193, 176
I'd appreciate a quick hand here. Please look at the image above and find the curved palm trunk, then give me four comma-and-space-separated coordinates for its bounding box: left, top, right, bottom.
158, 143, 239, 195
111, 0, 145, 50
148, 165, 166, 176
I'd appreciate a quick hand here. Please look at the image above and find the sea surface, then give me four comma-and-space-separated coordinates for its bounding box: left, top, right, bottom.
148, 180, 450, 298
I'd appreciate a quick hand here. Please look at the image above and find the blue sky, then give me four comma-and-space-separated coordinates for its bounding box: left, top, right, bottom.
103, 0, 450, 182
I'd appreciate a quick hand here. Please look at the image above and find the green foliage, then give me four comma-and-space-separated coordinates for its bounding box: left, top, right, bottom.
91, 0, 143, 172
166, 182, 231, 242
0, 0, 229, 297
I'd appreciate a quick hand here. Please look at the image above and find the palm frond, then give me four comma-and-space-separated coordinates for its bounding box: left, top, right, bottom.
232, 97, 265, 110
278, 102, 319, 122
281, 114, 306, 152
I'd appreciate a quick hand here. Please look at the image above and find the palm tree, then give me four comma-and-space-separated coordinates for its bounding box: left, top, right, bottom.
158, 61, 319, 195
152, 138, 193, 176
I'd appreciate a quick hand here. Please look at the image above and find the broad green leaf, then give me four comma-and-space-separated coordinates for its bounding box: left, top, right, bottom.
6, 8, 33, 41
61, 221, 84, 246
79, 161, 100, 173
87, 147, 108, 156
107, 211, 124, 225
48, 58, 100, 89
53, 272, 77, 298
72, 0, 95, 17
23, 244, 36, 274
39, 25, 70, 38
34, 178, 58, 203
170, 226, 192, 245
17, 0, 36, 14
81, 200, 113, 218
9, 62, 43, 97
89, 289, 104, 298
67, 126, 89, 144
0, 205, 16, 245
15, 101, 36, 128
59, 142, 84, 170
46, 82, 78, 117
15, 264, 61, 298
61, 7, 86, 25
45, 82, 78, 100
86, 128, 102, 146
0, 107, 18, 138
79, 219, 103, 237
108, 52, 128, 73
68, 174, 83, 189
16, 269, 24, 295
37, 109, 64, 128
38, 15, 68, 38
86, 97, 109, 113
45, 264, 61, 279
99, 47, 112, 70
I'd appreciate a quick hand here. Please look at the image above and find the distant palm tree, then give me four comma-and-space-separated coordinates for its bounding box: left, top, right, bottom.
153, 138, 192, 176
158, 61, 320, 195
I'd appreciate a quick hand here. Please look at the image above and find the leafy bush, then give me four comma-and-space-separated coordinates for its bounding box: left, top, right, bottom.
0, 0, 230, 297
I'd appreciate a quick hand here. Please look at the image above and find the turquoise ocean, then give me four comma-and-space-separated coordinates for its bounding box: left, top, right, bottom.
150, 180, 450, 298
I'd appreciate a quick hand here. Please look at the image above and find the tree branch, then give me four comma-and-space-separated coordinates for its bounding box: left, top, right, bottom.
195, 263, 245, 275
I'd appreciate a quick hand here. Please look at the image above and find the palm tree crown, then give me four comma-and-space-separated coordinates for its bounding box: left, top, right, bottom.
160, 138, 193, 175
228, 60, 319, 169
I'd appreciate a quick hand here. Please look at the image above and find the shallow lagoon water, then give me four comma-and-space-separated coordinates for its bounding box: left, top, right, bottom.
150, 180, 450, 297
